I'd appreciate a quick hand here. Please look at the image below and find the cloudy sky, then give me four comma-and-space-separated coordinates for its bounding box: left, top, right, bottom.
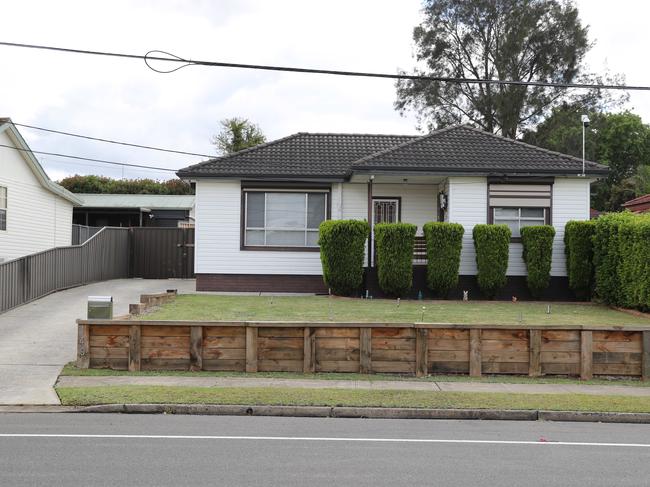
1, 0, 649, 182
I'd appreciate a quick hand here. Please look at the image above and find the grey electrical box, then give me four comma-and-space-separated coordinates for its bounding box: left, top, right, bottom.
88, 296, 113, 319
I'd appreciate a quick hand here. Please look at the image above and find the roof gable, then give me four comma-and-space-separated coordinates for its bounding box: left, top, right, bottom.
0, 119, 82, 205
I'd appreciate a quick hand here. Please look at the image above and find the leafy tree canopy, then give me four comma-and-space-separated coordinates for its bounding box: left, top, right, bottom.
212, 117, 266, 154
523, 106, 650, 210
395, 0, 623, 137
58, 175, 194, 195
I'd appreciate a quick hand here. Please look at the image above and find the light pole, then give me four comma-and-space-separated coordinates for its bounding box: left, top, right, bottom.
581, 114, 590, 176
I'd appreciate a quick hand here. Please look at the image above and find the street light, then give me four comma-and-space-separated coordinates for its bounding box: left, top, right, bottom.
581, 114, 590, 176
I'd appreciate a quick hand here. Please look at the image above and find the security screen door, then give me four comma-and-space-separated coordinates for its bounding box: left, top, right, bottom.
371, 198, 400, 266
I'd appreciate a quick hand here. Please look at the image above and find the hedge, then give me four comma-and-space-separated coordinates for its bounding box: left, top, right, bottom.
374, 223, 417, 297
473, 224, 511, 298
592, 212, 636, 305
319, 220, 369, 296
617, 215, 650, 310
564, 220, 596, 300
423, 222, 464, 296
521, 225, 555, 298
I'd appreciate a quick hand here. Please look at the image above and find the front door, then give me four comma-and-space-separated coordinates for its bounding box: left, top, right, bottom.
371, 198, 400, 266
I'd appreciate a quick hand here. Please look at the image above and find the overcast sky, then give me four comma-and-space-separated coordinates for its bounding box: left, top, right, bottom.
2, 0, 649, 182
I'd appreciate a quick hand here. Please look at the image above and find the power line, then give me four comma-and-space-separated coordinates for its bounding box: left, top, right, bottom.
0, 143, 178, 172
9, 121, 213, 158
0, 40, 646, 91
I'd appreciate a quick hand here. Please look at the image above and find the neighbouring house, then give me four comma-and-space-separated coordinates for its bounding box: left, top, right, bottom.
177, 125, 608, 298
621, 194, 650, 214
73, 194, 195, 228
0, 118, 81, 262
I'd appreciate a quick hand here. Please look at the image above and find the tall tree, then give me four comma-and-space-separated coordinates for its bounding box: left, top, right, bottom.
523, 107, 650, 210
212, 118, 266, 154
395, 0, 602, 137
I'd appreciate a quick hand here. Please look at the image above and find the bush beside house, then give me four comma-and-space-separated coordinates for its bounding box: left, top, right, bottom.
521, 226, 555, 298
564, 220, 596, 300
318, 220, 369, 296
423, 222, 464, 296
618, 216, 650, 310
473, 224, 511, 298
374, 223, 417, 297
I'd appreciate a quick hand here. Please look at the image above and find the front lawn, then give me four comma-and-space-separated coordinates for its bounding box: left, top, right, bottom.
141, 294, 650, 326
55, 385, 650, 413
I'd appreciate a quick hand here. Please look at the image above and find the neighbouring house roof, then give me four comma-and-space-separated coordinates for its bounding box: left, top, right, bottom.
621, 194, 650, 213
76, 193, 195, 210
0, 118, 82, 205
177, 125, 609, 180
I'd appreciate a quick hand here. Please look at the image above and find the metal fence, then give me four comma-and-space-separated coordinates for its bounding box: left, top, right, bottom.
71, 224, 103, 245
0, 227, 130, 313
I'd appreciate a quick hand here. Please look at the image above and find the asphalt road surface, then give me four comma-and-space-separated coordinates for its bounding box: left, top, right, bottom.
1, 413, 649, 486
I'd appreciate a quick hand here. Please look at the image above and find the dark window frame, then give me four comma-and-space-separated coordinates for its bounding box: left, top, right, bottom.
0, 186, 6, 232
240, 185, 331, 252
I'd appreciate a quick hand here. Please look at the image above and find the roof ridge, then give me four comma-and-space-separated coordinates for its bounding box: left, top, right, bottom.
350, 124, 465, 167
300, 132, 417, 138
459, 124, 603, 169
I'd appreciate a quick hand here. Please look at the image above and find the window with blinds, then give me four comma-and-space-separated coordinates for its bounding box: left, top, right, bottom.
488, 183, 551, 238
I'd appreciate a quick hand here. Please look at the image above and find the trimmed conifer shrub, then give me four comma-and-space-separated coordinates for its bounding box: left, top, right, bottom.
374, 223, 417, 297
564, 220, 596, 300
521, 225, 555, 298
318, 220, 369, 296
422, 222, 464, 296
472, 224, 511, 298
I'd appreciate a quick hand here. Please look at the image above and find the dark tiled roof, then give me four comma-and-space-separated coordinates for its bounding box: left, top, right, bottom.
177, 133, 417, 179
352, 125, 608, 175
177, 125, 608, 179
622, 194, 650, 207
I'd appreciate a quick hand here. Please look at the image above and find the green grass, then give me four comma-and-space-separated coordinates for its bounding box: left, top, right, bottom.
141, 294, 650, 326
55, 385, 650, 413
60, 363, 650, 388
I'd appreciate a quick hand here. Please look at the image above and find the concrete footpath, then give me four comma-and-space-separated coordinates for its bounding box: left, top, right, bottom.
56, 375, 650, 397
0, 279, 195, 405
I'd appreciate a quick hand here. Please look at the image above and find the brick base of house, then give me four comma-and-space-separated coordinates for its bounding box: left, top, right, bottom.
196, 273, 329, 294
196, 269, 575, 301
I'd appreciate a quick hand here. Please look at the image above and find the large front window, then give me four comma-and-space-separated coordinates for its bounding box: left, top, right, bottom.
493, 207, 546, 237
244, 190, 328, 248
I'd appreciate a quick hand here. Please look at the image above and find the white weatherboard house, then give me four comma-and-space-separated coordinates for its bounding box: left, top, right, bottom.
0, 119, 81, 262
178, 125, 608, 298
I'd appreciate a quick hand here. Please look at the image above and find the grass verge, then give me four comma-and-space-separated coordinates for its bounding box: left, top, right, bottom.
55, 385, 650, 413
60, 362, 650, 388
141, 294, 650, 326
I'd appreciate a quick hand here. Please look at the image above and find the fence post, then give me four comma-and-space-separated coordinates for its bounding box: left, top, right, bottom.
359, 327, 372, 374
416, 328, 428, 377
469, 328, 482, 377
580, 330, 593, 380
529, 329, 542, 377
77, 323, 90, 368
303, 327, 316, 373
642, 331, 650, 381
246, 326, 258, 373
128, 324, 141, 372
190, 326, 203, 371
21, 258, 29, 303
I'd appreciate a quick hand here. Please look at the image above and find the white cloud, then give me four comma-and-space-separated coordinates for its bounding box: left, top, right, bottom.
0, 0, 647, 181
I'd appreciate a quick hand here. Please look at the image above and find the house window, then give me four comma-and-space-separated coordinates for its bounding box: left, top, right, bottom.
0, 186, 6, 231
493, 207, 546, 237
243, 190, 328, 249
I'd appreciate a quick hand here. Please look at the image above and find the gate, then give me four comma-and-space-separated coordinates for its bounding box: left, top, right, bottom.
130, 228, 194, 279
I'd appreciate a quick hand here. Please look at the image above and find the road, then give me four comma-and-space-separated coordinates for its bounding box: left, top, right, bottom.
1, 414, 649, 486
0, 278, 195, 404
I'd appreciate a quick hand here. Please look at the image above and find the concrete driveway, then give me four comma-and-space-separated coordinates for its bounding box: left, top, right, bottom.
0, 279, 196, 405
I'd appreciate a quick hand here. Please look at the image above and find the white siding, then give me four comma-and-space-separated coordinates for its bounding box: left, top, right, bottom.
194, 179, 324, 275
448, 177, 487, 275
551, 177, 591, 276
0, 131, 73, 262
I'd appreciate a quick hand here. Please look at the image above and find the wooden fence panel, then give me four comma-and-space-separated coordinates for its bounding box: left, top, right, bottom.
371, 328, 416, 374
428, 329, 470, 374
203, 326, 246, 371
315, 328, 360, 373
540, 330, 581, 375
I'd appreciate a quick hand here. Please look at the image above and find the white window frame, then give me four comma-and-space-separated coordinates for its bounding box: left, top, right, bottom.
0, 186, 6, 232
492, 207, 547, 238
243, 189, 328, 248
